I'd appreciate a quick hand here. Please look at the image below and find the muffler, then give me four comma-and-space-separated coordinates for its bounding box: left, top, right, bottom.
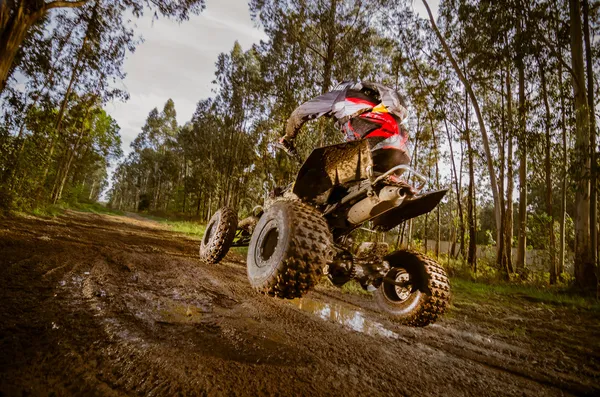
347, 186, 406, 225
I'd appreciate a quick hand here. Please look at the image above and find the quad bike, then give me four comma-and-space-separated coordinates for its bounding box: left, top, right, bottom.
199, 140, 450, 326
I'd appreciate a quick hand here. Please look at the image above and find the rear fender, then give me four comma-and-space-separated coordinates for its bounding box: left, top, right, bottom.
293, 140, 373, 202
371, 189, 448, 231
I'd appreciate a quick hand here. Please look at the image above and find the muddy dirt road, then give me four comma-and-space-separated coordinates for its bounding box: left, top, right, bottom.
0, 211, 598, 396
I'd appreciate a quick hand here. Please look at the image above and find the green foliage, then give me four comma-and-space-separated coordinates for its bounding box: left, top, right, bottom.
136, 212, 206, 239
29, 204, 66, 218
165, 221, 206, 239
444, 254, 502, 283
452, 278, 600, 312
340, 280, 371, 296
73, 202, 125, 216
24, 201, 123, 218
0, 0, 207, 212
3, 0, 597, 291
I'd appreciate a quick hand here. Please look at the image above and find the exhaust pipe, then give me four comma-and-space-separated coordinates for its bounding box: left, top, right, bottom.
347, 187, 406, 225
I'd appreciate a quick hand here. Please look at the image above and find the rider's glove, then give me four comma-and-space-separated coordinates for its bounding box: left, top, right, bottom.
277, 137, 302, 164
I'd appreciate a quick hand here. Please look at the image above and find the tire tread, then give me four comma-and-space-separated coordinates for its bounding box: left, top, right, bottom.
255, 201, 332, 299
377, 250, 450, 327
199, 207, 238, 264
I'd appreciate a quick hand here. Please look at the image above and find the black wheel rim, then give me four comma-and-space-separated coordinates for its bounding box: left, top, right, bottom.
203, 220, 216, 245
382, 268, 412, 303
255, 219, 279, 268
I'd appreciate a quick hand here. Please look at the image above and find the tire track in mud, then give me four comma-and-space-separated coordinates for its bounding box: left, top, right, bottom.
303, 290, 598, 396
0, 211, 597, 396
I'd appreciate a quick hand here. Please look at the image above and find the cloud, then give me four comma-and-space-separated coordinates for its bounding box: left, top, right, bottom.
412, 0, 440, 19
104, 0, 267, 156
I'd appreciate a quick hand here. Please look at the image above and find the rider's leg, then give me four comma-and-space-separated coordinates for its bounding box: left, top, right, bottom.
371, 147, 411, 175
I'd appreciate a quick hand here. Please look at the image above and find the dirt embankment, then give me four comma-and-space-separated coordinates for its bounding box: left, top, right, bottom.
0, 211, 598, 396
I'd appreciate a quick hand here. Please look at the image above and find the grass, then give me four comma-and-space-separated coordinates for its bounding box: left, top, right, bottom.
25, 201, 124, 218
139, 214, 250, 257
163, 220, 205, 238
340, 280, 371, 295
73, 202, 125, 216
232, 246, 248, 256
29, 204, 65, 217
451, 277, 600, 312
319, 254, 600, 313
136, 213, 206, 239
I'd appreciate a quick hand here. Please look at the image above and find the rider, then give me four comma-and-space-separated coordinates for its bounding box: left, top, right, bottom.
278, 81, 411, 176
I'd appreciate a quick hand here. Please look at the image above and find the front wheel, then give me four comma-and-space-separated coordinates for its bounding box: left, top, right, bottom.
246, 201, 332, 299
375, 250, 450, 326
199, 207, 238, 264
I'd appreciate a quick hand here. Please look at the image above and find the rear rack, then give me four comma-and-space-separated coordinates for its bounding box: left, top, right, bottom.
369, 164, 428, 192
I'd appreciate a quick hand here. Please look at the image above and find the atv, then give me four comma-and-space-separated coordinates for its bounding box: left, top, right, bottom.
199, 139, 450, 326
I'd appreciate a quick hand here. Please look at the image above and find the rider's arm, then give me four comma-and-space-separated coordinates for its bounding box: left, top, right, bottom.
283, 90, 343, 140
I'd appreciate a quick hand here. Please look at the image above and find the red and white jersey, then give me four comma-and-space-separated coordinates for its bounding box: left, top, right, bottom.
285, 81, 409, 154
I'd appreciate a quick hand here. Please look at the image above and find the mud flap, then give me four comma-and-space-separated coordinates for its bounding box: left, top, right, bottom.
293, 140, 373, 202
371, 189, 448, 231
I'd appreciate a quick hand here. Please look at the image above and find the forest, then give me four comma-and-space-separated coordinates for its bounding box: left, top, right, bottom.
1, 1, 600, 395
1, 0, 598, 292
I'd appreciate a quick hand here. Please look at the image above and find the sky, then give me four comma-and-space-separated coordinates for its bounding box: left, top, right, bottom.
103, 0, 268, 154
103, 0, 440, 160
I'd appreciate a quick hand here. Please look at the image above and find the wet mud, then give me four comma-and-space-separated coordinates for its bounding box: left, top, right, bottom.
0, 211, 598, 396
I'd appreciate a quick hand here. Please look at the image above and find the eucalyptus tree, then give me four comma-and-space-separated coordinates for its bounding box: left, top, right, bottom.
0, 0, 206, 93
250, 0, 398, 147
569, 0, 595, 289
1, 0, 207, 210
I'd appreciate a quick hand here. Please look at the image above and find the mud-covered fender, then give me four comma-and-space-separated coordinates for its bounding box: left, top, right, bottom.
293, 140, 373, 202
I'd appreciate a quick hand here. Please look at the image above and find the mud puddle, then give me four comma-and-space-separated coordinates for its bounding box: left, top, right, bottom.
289, 297, 400, 340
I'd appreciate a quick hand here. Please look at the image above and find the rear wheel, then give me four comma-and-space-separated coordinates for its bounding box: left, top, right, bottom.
375, 250, 450, 326
199, 207, 238, 264
247, 201, 332, 299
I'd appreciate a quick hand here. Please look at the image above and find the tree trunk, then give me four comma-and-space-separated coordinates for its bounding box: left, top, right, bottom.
207, 191, 213, 222
448, 193, 455, 264
538, 59, 557, 284
465, 90, 477, 272
444, 118, 465, 258
423, 210, 428, 253
436, 193, 440, 259
496, 68, 509, 278
424, 164, 431, 254
505, 70, 515, 274
88, 180, 96, 201
154, 173, 162, 210
54, 129, 85, 204
582, 0, 598, 286
182, 158, 187, 213
559, 62, 567, 277
433, 131, 440, 259
321, 0, 337, 93
516, 16, 528, 275
467, 135, 477, 272
407, 117, 421, 251
38, 18, 92, 202
0, 4, 37, 92
569, 0, 594, 290
422, 0, 501, 246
